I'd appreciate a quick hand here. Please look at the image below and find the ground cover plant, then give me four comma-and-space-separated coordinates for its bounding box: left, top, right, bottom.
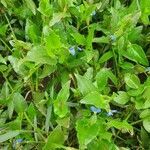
0, 0, 150, 149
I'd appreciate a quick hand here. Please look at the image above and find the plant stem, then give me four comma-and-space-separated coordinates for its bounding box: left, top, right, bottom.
131, 120, 142, 125
0, 38, 12, 52
4, 14, 16, 40
24, 112, 46, 141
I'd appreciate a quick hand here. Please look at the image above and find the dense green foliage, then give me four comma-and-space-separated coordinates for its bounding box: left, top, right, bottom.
0, 0, 150, 149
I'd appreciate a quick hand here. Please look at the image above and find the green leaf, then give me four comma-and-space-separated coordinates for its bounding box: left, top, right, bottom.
43, 126, 65, 150
123, 44, 149, 66
107, 70, 118, 86
38, 0, 52, 17
143, 86, 150, 100
26, 46, 57, 65
96, 68, 117, 91
76, 118, 99, 149
26, 103, 36, 120
128, 26, 143, 43
0, 24, 8, 36
72, 32, 86, 45
92, 36, 109, 44
1, 82, 9, 100
8, 56, 20, 74
140, 127, 150, 149
124, 73, 140, 89
56, 116, 70, 128
127, 85, 144, 96
49, 12, 68, 27
75, 74, 98, 96
45, 30, 62, 49
96, 68, 109, 91
140, 0, 150, 25
115, 12, 141, 37
54, 81, 70, 118
0, 0, 7, 7
44, 29, 62, 57
13, 92, 28, 113
0, 54, 6, 64
88, 139, 118, 150
99, 51, 113, 64
7, 100, 14, 119
0, 130, 20, 143
84, 67, 93, 80
80, 91, 110, 111
45, 105, 52, 133
39, 65, 56, 79
107, 119, 133, 135
143, 118, 150, 133
119, 62, 134, 70
24, 0, 36, 15
140, 109, 150, 119
25, 19, 40, 43
113, 91, 129, 105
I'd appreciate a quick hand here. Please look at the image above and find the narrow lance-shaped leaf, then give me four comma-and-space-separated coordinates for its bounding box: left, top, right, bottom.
0, 131, 20, 143
123, 44, 149, 66
54, 81, 70, 118
24, 0, 36, 15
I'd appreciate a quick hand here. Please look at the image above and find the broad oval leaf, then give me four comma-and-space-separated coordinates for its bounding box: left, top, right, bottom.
26, 46, 57, 65
113, 91, 129, 105
124, 73, 140, 89
107, 119, 133, 135
43, 126, 65, 150
80, 91, 110, 111
143, 118, 150, 133
140, 109, 150, 119
76, 118, 99, 149
13, 92, 28, 113
75, 74, 98, 96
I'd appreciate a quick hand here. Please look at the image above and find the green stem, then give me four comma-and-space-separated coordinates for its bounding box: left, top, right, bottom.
112, 48, 119, 76
35, 69, 39, 91
4, 14, 16, 40
131, 119, 142, 125
0, 38, 12, 52
125, 107, 135, 121
24, 112, 46, 141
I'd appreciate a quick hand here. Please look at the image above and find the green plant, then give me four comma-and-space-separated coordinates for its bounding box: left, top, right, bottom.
0, 0, 150, 149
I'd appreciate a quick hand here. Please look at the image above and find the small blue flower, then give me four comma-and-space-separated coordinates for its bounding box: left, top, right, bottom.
107, 111, 113, 116
69, 46, 76, 56
91, 11, 96, 16
77, 47, 82, 51
13, 138, 23, 148
145, 67, 150, 72
16, 138, 23, 143
111, 110, 118, 113
107, 110, 118, 116
109, 35, 116, 42
90, 106, 101, 113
